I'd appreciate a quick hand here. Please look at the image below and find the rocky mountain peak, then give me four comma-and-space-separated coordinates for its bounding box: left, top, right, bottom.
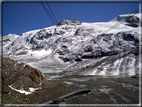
57, 18, 82, 26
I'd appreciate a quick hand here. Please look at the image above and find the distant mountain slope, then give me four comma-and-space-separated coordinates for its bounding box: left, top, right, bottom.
3, 13, 141, 76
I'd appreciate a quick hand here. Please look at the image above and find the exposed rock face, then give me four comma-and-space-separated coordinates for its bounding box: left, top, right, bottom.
3, 57, 47, 91
57, 18, 82, 26
116, 14, 142, 27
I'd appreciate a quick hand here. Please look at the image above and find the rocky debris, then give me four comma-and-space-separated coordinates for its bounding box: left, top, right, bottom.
2, 74, 139, 104
2, 77, 82, 104
3, 57, 47, 91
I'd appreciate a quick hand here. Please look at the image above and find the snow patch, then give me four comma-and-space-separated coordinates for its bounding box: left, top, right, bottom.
64, 81, 73, 85
8, 85, 41, 95
28, 49, 52, 58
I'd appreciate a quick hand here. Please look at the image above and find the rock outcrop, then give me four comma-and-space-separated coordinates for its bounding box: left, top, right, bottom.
57, 18, 82, 26
3, 57, 47, 91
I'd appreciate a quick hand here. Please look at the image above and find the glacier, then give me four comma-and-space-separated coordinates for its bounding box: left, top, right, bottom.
3, 13, 141, 76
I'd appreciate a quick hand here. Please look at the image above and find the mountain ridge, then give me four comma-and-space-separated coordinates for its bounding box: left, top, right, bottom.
3, 13, 141, 76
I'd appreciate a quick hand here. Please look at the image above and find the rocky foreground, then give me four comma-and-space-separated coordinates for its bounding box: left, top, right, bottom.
2, 58, 140, 106
3, 57, 47, 91
2, 57, 48, 104
2, 58, 82, 105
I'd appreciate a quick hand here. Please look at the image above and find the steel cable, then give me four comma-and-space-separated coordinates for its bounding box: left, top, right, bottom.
40, 2, 56, 25
46, 2, 58, 24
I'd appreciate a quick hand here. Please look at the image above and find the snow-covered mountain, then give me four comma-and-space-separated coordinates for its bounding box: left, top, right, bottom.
3, 13, 141, 76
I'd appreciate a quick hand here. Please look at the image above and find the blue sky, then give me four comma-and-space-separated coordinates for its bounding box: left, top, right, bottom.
2, 1, 140, 36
